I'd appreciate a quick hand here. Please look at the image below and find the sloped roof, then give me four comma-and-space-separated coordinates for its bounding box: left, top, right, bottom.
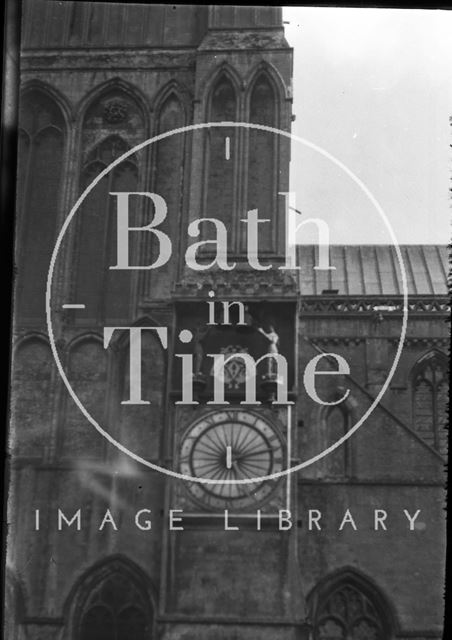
297, 245, 449, 296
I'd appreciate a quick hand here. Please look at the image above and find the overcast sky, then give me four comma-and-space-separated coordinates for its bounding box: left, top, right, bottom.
282, 7, 451, 244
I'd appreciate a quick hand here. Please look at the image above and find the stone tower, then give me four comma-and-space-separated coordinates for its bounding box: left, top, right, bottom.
8, 3, 311, 639
6, 3, 448, 640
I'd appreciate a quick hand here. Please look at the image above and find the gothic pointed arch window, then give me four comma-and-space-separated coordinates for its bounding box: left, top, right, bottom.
246, 72, 278, 254
310, 572, 394, 640
323, 405, 352, 479
412, 350, 448, 455
204, 74, 238, 246
75, 135, 138, 321
75, 89, 146, 321
16, 89, 66, 320
75, 563, 154, 640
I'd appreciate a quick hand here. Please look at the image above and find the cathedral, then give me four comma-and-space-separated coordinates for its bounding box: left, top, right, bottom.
5, 3, 448, 640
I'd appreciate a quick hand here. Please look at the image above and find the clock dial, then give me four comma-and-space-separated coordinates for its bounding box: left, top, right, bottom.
179, 410, 284, 511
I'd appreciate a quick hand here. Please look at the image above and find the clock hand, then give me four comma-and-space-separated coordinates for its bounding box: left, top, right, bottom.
238, 447, 273, 458
231, 461, 260, 503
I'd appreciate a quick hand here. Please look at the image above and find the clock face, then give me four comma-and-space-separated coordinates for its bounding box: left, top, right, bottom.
179, 410, 284, 511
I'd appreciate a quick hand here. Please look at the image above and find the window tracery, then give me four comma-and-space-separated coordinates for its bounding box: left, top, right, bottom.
17, 90, 66, 319
204, 74, 238, 244
78, 571, 152, 640
246, 73, 278, 254
75, 135, 138, 321
312, 580, 390, 640
75, 87, 146, 320
412, 351, 448, 455
149, 93, 185, 296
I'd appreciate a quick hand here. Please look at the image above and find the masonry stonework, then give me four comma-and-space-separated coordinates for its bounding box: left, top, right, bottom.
6, 3, 448, 640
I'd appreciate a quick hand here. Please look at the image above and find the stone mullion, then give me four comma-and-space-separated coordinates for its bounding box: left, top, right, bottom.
131, 123, 151, 318
39, 344, 70, 616
47, 112, 79, 464
104, 337, 121, 470
432, 366, 440, 450
99, 169, 114, 324
51, 108, 81, 332
41, 1, 52, 48
272, 106, 280, 255
15, 129, 33, 266
238, 86, 251, 256
174, 99, 192, 287
46, 342, 69, 464
141, 108, 157, 304
234, 81, 246, 255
